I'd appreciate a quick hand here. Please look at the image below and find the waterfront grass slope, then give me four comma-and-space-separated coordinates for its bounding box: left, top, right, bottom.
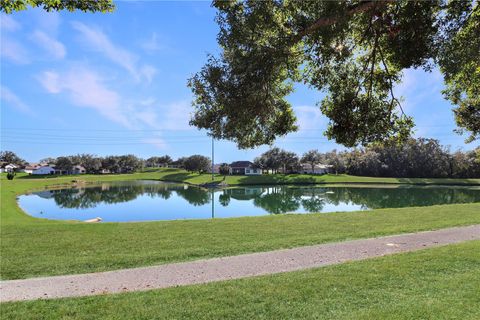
1, 169, 480, 280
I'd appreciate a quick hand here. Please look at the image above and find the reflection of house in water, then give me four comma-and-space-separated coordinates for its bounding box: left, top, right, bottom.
223, 187, 264, 200
35, 190, 56, 199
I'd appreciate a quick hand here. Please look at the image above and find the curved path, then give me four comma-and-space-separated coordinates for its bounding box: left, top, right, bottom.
1, 224, 479, 302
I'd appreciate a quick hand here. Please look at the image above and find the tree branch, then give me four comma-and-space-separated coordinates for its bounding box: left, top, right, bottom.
378, 43, 406, 117
293, 0, 388, 41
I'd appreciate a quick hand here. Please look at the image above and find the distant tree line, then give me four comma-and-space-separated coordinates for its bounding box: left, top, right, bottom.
50, 154, 211, 175
254, 148, 300, 174
323, 139, 480, 178
250, 138, 480, 178
2, 138, 479, 178
50, 154, 145, 174
0, 151, 26, 165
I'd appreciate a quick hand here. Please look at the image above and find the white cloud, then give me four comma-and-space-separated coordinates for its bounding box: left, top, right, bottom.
395, 68, 445, 113
141, 32, 167, 54
140, 65, 157, 84
40, 71, 62, 93
71, 21, 156, 83
0, 85, 35, 115
30, 30, 66, 59
139, 97, 156, 106
0, 37, 30, 64
294, 105, 327, 132
0, 14, 21, 32
37, 65, 173, 133
134, 109, 159, 128
143, 137, 168, 150
161, 100, 193, 130
38, 66, 132, 128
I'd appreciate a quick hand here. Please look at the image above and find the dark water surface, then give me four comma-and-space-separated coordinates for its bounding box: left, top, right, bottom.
18, 180, 480, 222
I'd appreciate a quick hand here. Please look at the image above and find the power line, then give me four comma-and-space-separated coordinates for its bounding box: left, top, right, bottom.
1, 124, 458, 132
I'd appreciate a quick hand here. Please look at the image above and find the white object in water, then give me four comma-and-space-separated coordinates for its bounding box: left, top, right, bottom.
325, 191, 335, 194
84, 217, 102, 223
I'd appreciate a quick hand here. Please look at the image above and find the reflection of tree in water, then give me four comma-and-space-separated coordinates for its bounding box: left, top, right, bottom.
253, 187, 302, 214
219, 193, 231, 207
175, 187, 210, 206
241, 185, 480, 214
301, 197, 325, 213
50, 186, 139, 209
48, 183, 188, 209
45, 182, 480, 212
323, 187, 480, 209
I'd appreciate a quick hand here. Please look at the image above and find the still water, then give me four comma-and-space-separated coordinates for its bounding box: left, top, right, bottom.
18, 180, 480, 222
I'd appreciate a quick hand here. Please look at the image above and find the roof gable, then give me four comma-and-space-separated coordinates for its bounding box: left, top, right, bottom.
230, 161, 253, 168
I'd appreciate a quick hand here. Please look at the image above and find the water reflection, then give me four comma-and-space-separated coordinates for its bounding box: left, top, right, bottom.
20, 181, 480, 222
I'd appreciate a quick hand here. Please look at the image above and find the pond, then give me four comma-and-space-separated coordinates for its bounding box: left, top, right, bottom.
18, 180, 480, 222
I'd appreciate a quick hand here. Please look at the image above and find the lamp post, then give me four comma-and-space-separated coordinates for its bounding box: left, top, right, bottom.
211, 136, 214, 181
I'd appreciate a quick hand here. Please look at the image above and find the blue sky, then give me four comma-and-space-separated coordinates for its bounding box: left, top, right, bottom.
1, 1, 476, 163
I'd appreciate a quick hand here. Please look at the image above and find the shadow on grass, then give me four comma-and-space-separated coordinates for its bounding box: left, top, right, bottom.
397, 177, 479, 186
161, 172, 207, 183
234, 174, 318, 185
16, 174, 86, 180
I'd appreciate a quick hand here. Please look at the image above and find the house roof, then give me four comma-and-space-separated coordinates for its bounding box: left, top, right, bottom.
25, 163, 41, 170
2, 163, 18, 168
230, 161, 254, 168
34, 165, 56, 170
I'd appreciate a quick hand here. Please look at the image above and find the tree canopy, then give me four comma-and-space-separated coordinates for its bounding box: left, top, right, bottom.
189, 0, 479, 148
184, 155, 211, 173
0, 150, 26, 165
0, 0, 114, 13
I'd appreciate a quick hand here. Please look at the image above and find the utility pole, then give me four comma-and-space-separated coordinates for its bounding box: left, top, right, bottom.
211, 136, 214, 181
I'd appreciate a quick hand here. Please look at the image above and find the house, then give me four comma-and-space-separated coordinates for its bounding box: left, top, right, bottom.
212, 164, 222, 174
23, 163, 41, 174
32, 165, 56, 175
229, 161, 262, 175
223, 187, 264, 200
300, 163, 333, 175
70, 165, 86, 175
1, 163, 18, 173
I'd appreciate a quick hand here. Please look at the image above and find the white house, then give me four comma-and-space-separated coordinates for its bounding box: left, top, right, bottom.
23, 164, 41, 174
70, 165, 86, 175
32, 165, 56, 175
300, 163, 333, 175
1, 164, 18, 173
229, 161, 262, 175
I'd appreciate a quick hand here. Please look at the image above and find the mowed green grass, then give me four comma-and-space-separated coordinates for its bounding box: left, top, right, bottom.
1, 169, 480, 280
3, 241, 479, 320
154, 168, 480, 186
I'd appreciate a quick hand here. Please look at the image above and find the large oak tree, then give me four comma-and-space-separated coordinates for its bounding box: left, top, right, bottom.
189, 0, 479, 148
1, 0, 114, 13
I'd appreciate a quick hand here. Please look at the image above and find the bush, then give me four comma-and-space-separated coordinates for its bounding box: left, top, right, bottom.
6, 172, 15, 180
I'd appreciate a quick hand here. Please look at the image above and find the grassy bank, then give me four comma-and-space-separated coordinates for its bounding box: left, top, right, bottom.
148, 168, 480, 186
3, 240, 479, 319
1, 169, 480, 280
6, 168, 480, 187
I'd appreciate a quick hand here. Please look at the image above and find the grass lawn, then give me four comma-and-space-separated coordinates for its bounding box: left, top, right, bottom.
152, 168, 480, 186
1, 169, 480, 280
2, 240, 479, 319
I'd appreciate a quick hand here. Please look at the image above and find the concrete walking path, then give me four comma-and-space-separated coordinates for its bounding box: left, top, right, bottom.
1, 224, 479, 302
